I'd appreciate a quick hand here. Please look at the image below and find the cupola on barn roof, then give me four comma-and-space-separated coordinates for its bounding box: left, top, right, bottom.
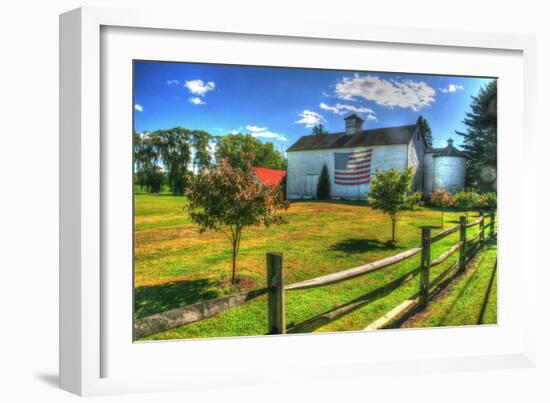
426, 138, 467, 158
343, 113, 365, 122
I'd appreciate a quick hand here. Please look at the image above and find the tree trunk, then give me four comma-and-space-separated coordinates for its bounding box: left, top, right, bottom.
231, 240, 237, 284
391, 217, 396, 243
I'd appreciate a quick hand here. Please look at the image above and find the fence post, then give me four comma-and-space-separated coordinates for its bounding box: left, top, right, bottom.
419, 227, 432, 309
479, 212, 485, 244
490, 211, 495, 238
267, 252, 285, 334
459, 216, 467, 272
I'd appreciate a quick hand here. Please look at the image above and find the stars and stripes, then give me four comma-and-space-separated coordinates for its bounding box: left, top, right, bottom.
334, 147, 373, 186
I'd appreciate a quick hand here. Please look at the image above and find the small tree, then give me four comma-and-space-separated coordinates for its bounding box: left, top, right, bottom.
186, 155, 289, 284
316, 163, 331, 200
454, 191, 480, 219
368, 168, 413, 243
430, 189, 454, 228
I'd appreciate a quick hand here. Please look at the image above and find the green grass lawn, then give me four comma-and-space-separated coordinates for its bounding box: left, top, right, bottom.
134, 193, 496, 340
400, 240, 497, 328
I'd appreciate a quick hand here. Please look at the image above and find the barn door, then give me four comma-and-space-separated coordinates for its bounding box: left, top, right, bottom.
305, 174, 319, 197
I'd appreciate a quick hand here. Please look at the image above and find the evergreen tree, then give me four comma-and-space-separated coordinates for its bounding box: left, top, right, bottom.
311, 124, 328, 136
416, 116, 433, 147
456, 80, 497, 192
316, 163, 331, 200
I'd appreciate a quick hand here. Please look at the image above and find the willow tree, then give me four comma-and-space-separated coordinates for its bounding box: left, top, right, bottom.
157, 127, 192, 195
192, 130, 213, 173
186, 155, 289, 283
133, 131, 163, 193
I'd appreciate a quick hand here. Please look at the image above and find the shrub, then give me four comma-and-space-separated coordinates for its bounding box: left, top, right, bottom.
280, 174, 288, 200
453, 190, 481, 218
479, 192, 497, 210
405, 192, 423, 210
316, 163, 331, 200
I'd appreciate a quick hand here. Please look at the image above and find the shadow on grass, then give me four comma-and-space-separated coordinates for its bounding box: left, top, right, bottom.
290, 199, 370, 208
477, 260, 497, 324
134, 279, 218, 319
330, 238, 398, 254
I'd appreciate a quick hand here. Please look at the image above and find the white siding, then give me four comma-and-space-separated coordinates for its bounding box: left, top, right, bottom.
433, 156, 466, 194
287, 144, 408, 200
423, 153, 435, 197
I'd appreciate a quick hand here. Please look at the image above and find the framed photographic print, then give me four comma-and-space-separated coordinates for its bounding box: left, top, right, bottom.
60, 6, 537, 396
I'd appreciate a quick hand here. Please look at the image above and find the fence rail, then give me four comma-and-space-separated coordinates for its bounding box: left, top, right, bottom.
430, 240, 463, 267
431, 224, 460, 243
134, 211, 496, 339
285, 247, 422, 291
134, 287, 268, 339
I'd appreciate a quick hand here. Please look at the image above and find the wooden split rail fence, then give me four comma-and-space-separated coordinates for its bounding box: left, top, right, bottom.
134, 212, 496, 339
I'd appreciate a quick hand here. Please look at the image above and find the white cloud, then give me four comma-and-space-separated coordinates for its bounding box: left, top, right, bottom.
166, 79, 180, 86
366, 114, 377, 121
245, 125, 268, 133
243, 125, 288, 142
134, 104, 143, 112
189, 97, 206, 105
184, 79, 216, 96
335, 74, 436, 111
250, 131, 288, 142
439, 83, 464, 93
295, 110, 326, 128
319, 102, 376, 116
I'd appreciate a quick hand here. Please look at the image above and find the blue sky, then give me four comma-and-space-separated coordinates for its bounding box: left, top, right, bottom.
133, 61, 495, 150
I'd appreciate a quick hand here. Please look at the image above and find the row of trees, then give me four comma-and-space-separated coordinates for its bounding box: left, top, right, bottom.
133, 129, 212, 195
134, 130, 286, 195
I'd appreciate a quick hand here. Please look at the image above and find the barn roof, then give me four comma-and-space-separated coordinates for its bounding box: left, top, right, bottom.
287, 124, 418, 152
252, 167, 287, 187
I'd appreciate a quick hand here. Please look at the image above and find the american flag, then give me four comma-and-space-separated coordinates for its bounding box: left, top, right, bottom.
334, 147, 373, 186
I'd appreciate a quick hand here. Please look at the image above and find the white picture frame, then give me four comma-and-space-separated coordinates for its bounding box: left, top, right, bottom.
60, 6, 537, 396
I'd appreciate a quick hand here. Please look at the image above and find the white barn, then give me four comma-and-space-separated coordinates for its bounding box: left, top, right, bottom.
286, 114, 466, 200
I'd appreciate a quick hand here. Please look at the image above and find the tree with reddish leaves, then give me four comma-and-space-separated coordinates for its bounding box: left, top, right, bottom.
430, 189, 454, 228
186, 154, 289, 284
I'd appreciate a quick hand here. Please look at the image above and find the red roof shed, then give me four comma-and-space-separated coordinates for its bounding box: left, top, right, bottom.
251, 167, 286, 187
